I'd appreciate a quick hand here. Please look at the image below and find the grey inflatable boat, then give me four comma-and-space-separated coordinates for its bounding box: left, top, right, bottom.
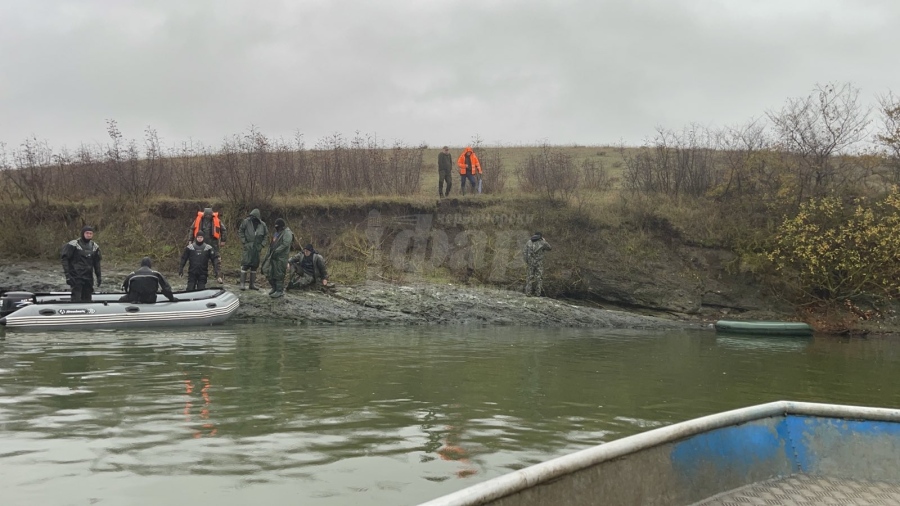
0, 289, 239, 330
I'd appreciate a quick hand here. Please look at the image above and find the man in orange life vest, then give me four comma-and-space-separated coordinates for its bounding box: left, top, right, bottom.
457, 147, 482, 196
188, 207, 226, 255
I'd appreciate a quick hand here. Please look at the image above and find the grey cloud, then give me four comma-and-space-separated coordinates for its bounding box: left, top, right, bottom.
1, 0, 899, 150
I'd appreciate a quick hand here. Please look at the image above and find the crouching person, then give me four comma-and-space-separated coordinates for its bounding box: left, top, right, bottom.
179, 232, 222, 291
120, 257, 177, 303
287, 244, 332, 291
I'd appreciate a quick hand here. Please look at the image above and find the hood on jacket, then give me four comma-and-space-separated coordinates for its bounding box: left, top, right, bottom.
249, 209, 261, 219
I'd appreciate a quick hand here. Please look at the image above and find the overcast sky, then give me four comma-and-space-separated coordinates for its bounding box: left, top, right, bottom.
1, 0, 898, 150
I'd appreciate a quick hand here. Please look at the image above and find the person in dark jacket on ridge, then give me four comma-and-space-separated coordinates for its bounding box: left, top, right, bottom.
238, 208, 268, 291
120, 257, 177, 303
178, 232, 222, 291
61, 225, 102, 302
287, 244, 332, 290
261, 218, 293, 298
438, 146, 454, 198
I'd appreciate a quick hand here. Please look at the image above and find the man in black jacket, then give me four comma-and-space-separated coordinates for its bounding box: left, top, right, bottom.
438, 146, 453, 197
61, 225, 102, 302
287, 244, 332, 291
120, 257, 177, 303
179, 232, 222, 291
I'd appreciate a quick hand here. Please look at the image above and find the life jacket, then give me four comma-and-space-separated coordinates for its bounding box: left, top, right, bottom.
457, 148, 481, 175
192, 211, 222, 240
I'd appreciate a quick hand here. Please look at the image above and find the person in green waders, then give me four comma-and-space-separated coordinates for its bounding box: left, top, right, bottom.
238, 208, 268, 290
261, 218, 293, 298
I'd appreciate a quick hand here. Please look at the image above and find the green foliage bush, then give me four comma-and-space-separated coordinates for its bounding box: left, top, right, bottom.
767, 187, 900, 304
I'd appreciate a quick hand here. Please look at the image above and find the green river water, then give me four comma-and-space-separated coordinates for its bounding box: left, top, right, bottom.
1, 324, 899, 505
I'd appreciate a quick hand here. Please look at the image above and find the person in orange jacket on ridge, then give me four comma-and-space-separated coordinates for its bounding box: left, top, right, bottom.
457, 147, 482, 196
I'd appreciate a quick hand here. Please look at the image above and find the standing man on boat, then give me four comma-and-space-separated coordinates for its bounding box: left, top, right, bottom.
457, 147, 481, 196
179, 232, 222, 291
523, 232, 552, 297
61, 225, 102, 302
238, 208, 268, 291
188, 207, 226, 254
261, 218, 293, 298
438, 146, 453, 198
120, 257, 177, 303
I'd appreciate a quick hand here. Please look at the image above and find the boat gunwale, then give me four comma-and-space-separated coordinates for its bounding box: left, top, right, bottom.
419, 401, 900, 506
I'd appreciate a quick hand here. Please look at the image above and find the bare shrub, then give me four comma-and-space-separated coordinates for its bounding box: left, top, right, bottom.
310, 133, 423, 195
2, 136, 56, 207
170, 140, 215, 199
622, 125, 719, 197
477, 147, 506, 194
516, 144, 580, 200
581, 158, 613, 192
714, 119, 778, 200
875, 91, 900, 186
86, 121, 168, 203
209, 126, 295, 209
767, 82, 871, 203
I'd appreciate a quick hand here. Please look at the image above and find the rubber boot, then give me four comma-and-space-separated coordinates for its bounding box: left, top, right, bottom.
270, 280, 284, 298
239, 270, 247, 291
248, 272, 259, 291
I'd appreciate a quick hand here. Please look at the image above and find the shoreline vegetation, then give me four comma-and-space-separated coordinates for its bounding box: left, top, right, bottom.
4, 82, 900, 334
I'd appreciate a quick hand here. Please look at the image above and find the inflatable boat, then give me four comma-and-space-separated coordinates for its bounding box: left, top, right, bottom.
714, 319, 813, 336
0, 288, 239, 330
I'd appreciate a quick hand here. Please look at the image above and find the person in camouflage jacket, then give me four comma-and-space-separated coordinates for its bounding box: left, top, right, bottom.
261, 218, 293, 298
523, 232, 552, 297
238, 208, 268, 290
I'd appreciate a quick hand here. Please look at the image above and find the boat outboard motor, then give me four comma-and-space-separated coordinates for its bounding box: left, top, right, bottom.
0, 291, 35, 318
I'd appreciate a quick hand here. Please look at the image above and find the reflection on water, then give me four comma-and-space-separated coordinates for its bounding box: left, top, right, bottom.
1, 325, 899, 505
715, 334, 811, 352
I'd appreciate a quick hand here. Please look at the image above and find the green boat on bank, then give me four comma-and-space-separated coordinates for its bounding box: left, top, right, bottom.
714, 319, 813, 336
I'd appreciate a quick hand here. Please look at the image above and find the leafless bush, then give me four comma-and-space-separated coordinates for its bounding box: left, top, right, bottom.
581, 158, 612, 191
169, 140, 215, 199
715, 119, 777, 200
623, 125, 720, 197
274, 133, 311, 192
80, 121, 168, 204
207, 126, 299, 208
767, 82, 871, 202
517, 144, 581, 200
1, 136, 57, 207
875, 91, 900, 185
477, 147, 506, 194
310, 132, 423, 195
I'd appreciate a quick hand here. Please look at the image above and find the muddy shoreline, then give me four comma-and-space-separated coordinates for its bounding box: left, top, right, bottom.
0, 261, 702, 330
